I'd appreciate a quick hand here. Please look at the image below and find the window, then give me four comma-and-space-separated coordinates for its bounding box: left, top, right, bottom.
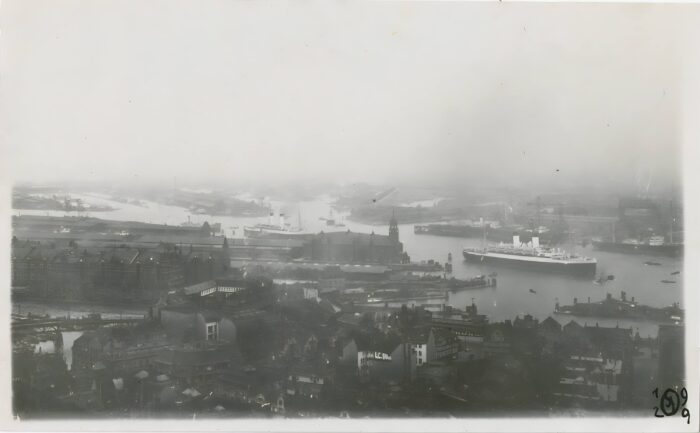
206, 322, 219, 341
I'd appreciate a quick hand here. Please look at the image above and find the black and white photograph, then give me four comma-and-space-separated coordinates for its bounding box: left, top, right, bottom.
0, 1, 698, 431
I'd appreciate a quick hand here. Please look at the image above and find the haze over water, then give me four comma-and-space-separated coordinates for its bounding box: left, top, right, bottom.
13, 192, 682, 338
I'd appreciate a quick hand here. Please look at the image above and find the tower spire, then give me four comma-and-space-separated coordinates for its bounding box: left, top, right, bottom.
389, 208, 399, 244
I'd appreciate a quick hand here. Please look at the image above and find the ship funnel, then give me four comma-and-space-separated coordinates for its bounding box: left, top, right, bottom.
513, 234, 520, 247
532, 236, 540, 248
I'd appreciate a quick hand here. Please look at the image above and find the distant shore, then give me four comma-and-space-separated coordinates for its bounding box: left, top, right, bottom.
12, 298, 149, 319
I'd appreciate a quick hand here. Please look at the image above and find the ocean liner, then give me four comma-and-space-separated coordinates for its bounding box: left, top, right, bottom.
244, 211, 311, 238
463, 234, 596, 277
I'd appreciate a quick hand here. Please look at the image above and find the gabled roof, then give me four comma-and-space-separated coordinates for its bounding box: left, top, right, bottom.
183, 280, 217, 296
513, 314, 539, 329
540, 316, 562, 332
563, 320, 583, 331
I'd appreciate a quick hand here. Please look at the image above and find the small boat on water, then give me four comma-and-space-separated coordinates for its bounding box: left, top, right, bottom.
644, 261, 662, 266
529, 288, 537, 294
671, 271, 681, 275
661, 280, 676, 284
593, 274, 615, 285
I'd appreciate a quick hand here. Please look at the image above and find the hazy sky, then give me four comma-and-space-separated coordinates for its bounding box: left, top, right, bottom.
1, 1, 698, 192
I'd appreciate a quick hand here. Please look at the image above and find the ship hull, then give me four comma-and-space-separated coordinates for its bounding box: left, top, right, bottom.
462, 250, 596, 277
243, 227, 263, 237
254, 232, 314, 241
244, 226, 313, 240
592, 241, 683, 257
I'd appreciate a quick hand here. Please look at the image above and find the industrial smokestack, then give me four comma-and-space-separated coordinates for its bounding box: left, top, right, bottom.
279, 213, 285, 228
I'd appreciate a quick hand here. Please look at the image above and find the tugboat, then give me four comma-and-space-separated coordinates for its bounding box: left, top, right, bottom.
593, 273, 615, 285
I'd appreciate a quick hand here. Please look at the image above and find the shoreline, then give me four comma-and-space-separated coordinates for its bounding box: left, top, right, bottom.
12, 298, 150, 318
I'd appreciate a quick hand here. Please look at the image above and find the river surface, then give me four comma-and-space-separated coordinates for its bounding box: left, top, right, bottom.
14, 193, 684, 338
32, 331, 84, 371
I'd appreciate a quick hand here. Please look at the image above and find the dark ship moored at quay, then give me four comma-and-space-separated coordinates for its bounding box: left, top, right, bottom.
555, 291, 683, 323
591, 198, 683, 257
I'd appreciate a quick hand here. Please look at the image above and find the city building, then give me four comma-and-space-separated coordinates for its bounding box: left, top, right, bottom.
302, 215, 404, 264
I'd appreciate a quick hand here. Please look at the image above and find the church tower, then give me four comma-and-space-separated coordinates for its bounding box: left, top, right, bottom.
389, 209, 399, 244
221, 236, 230, 272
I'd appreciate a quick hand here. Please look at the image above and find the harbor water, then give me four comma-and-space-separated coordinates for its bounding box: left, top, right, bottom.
14, 193, 684, 337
